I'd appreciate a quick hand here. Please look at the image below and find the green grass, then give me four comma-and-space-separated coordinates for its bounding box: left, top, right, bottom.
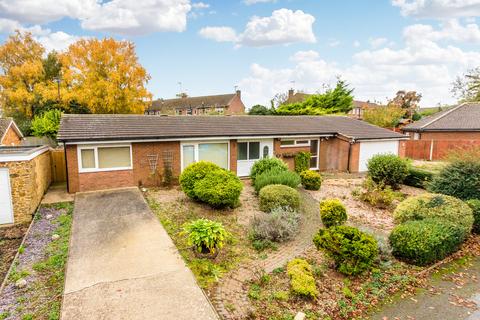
146, 193, 253, 289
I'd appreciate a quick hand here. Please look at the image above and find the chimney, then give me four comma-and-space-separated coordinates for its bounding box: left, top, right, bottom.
288, 89, 294, 99
236, 89, 241, 99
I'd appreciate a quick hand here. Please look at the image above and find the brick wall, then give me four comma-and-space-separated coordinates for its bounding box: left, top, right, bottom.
419, 131, 480, 140
273, 138, 311, 171
230, 140, 237, 174
0, 150, 51, 224
1, 126, 21, 146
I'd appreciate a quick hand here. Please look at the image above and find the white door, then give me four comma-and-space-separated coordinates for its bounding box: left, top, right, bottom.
359, 140, 399, 172
0, 168, 14, 225
237, 139, 274, 177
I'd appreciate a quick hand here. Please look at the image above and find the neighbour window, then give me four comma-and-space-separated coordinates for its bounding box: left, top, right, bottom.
79, 145, 132, 172
280, 139, 311, 147
237, 142, 260, 161
215, 107, 225, 114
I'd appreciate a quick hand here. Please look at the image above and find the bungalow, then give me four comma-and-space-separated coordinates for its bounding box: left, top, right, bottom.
0, 118, 23, 146
57, 115, 407, 193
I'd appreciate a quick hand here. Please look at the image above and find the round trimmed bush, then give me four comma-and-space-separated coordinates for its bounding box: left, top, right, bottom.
259, 184, 300, 212
319, 199, 347, 228
393, 193, 474, 237
254, 167, 301, 193
466, 199, 480, 234
193, 169, 243, 208
179, 161, 221, 199
367, 154, 409, 188
428, 160, 480, 200
250, 157, 288, 183
300, 170, 322, 190
313, 225, 378, 276
389, 219, 465, 266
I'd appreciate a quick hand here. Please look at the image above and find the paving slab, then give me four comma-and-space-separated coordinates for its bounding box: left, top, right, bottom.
61, 187, 218, 320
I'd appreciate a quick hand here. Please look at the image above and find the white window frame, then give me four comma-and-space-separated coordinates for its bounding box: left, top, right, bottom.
77, 144, 133, 173
310, 139, 320, 170
280, 138, 311, 148
180, 141, 230, 171
237, 141, 261, 161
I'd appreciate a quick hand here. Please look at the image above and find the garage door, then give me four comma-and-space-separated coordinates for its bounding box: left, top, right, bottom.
359, 140, 399, 172
0, 168, 14, 225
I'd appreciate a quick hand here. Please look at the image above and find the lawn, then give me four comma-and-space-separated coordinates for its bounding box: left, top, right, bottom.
0, 202, 73, 320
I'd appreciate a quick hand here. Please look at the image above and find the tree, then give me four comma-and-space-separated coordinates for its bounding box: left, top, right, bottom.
271, 92, 288, 108
248, 104, 275, 115
363, 105, 406, 128
276, 80, 354, 115
388, 90, 421, 119
452, 67, 480, 102
30, 109, 62, 138
60, 38, 152, 114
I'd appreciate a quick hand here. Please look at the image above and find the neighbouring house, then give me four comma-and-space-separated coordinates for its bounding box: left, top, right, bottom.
284, 89, 379, 119
145, 90, 245, 115
0, 145, 52, 226
0, 118, 23, 146
401, 102, 480, 160
57, 114, 407, 193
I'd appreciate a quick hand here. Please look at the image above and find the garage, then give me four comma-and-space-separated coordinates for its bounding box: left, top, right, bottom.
358, 140, 400, 172
0, 168, 14, 224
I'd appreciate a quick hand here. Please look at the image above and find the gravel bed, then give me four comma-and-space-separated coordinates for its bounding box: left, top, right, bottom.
0, 206, 66, 319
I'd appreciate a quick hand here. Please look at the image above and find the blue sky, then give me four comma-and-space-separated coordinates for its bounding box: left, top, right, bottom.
1, 0, 479, 108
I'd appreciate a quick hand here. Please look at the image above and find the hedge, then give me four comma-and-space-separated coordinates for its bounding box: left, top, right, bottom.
254, 168, 301, 193
179, 161, 221, 199
403, 167, 434, 189
250, 157, 288, 183
466, 199, 480, 234
294, 152, 311, 173
300, 170, 322, 190
428, 160, 480, 200
367, 154, 409, 189
193, 169, 243, 208
259, 184, 300, 212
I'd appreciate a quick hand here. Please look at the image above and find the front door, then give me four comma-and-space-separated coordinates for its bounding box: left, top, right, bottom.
0, 168, 14, 225
237, 139, 274, 177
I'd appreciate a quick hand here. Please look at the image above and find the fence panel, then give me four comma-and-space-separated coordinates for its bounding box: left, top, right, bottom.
404, 139, 480, 160
404, 140, 432, 160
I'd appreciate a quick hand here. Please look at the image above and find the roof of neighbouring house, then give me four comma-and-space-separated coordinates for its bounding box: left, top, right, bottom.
284, 92, 379, 109
147, 93, 238, 113
0, 118, 23, 142
403, 102, 480, 132
57, 114, 406, 142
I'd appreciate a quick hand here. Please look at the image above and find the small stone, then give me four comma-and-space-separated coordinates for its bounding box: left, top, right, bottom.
51, 234, 60, 241
141, 188, 147, 192
15, 278, 27, 288
46, 214, 53, 220
294, 312, 305, 320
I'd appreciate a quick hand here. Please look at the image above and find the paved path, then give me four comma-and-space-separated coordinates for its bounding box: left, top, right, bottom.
61, 188, 218, 320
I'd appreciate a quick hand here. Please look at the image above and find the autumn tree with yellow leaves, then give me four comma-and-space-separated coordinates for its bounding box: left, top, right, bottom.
0, 31, 152, 133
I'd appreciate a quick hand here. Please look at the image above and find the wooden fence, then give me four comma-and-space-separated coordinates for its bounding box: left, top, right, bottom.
50, 149, 67, 183
404, 139, 480, 160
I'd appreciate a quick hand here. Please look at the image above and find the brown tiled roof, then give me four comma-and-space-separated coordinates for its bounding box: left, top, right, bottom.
58, 114, 406, 142
148, 93, 236, 113
0, 118, 11, 139
284, 93, 379, 109
403, 102, 480, 132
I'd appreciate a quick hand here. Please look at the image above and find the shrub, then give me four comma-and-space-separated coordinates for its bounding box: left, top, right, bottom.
403, 167, 434, 189
250, 157, 288, 183
184, 219, 229, 254
313, 225, 378, 276
286, 258, 318, 298
319, 199, 347, 228
356, 178, 404, 209
466, 199, 480, 234
393, 193, 474, 237
294, 152, 311, 173
193, 169, 243, 208
300, 170, 322, 190
389, 219, 465, 266
367, 154, 409, 188
31, 109, 62, 138
428, 160, 480, 200
254, 168, 301, 193
179, 161, 221, 199
250, 207, 300, 243
259, 184, 300, 212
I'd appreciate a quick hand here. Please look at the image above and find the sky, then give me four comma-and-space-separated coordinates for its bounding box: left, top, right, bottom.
1, 0, 480, 109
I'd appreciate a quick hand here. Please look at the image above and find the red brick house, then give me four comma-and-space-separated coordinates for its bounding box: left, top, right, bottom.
0, 118, 23, 146
57, 114, 407, 193
145, 91, 245, 116
284, 89, 380, 119
401, 103, 480, 160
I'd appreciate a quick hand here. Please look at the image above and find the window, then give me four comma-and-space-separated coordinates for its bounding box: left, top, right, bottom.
186, 108, 193, 115
413, 133, 420, 140
310, 140, 319, 169
79, 145, 132, 172
280, 139, 311, 147
215, 107, 225, 114
181, 142, 229, 170
237, 142, 260, 161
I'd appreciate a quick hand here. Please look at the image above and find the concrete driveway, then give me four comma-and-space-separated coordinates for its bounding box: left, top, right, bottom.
61, 188, 218, 320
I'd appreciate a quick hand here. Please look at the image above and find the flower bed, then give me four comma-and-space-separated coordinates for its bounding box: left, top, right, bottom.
0, 224, 29, 285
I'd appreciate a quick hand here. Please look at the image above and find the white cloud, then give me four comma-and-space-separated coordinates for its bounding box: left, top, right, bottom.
328, 39, 341, 47
201, 8, 316, 47
369, 37, 388, 48
244, 0, 276, 5
198, 26, 238, 42
404, 19, 480, 44
192, 2, 210, 9
392, 0, 480, 18
290, 50, 320, 62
